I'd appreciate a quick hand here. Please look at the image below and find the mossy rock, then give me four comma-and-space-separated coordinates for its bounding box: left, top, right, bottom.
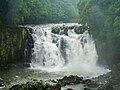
64, 28, 68, 36
51, 27, 61, 34
9, 80, 61, 90
0, 25, 34, 70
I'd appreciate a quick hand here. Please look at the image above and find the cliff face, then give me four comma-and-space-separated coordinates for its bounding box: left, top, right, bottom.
0, 26, 34, 68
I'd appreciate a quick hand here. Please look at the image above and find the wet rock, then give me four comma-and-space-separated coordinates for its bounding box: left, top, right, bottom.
81, 79, 92, 84
97, 82, 114, 90
24, 63, 30, 67
81, 78, 99, 88
51, 26, 69, 36
53, 83, 61, 90
96, 72, 120, 90
24, 29, 34, 64
68, 26, 75, 29
51, 34, 59, 44
67, 88, 74, 90
9, 84, 23, 90
51, 25, 87, 36
64, 28, 68, 36
74, 27, 81, 34
9, 80, 61, 90
59, 37, 68, 64
9, 75, 97, 90
84, 88, 91, 90
51, 80, 58, 83
57, 75, 83, 86
74, 25, 88, 34
51, 27, 61, 34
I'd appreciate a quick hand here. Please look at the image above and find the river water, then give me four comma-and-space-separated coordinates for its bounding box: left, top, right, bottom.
0, 23, 109, 90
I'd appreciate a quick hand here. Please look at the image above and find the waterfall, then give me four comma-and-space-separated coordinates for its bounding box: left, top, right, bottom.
30, 23, 109, 77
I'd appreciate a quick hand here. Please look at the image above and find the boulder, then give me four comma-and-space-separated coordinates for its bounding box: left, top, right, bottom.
9, 75, 98, 90
64, 28, 68, 36
67, 88, 74, 90
53, 83, 61, 90
57, 75, 83, 86
84, 88, 91, 90
81, 79, 92, 85
9, 84, 23, 90
68, 25, 76, 30
9, 80, 61, 90
81, 78, 99, 88
74, 25, 88, 34
51, 27, 61, 34
51, 26, 69, 36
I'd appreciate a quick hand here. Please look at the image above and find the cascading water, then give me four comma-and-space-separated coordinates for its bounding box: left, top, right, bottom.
30, 23, 109, 77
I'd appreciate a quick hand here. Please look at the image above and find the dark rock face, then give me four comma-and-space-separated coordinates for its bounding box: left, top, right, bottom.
92, 72, 120, 90
23, 28, 34, 65
97, 75, 120, 90
98, 84, 114, 90
0, 26, 34, 69
57, 75, 83, 86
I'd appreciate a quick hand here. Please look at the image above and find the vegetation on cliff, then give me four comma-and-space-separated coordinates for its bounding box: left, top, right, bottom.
78, 0, 120, 70
0, 26, 33, 70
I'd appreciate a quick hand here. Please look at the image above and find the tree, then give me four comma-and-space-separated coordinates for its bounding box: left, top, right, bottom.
78, 0, 120, 69
6, 0, 29, 25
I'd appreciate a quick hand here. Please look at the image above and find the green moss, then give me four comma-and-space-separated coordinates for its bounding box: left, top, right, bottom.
64, 28, 68, 36
0, 25, 29, 69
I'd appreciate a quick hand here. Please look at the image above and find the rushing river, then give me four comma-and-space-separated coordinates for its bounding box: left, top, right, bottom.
0, 23, 109, 90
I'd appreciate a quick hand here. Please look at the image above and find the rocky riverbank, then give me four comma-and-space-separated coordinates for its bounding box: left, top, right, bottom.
9, 75, 99, 90
8, 72, 120, 90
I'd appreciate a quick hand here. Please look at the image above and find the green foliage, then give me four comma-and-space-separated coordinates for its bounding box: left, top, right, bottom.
78, 0, 120, 69
69, 0, 79, 6
6, 0, 29, 25
24, 0, 78, 24
0, 0, 78, 25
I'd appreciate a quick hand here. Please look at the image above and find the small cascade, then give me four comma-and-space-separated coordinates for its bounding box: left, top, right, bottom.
30, 25, 65, 69
30, 23, 109, 77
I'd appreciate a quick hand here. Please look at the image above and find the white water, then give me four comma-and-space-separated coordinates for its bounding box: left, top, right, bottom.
30, 23, 109, 77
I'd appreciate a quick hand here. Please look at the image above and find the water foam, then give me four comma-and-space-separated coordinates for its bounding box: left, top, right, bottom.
30, 23, 109, 77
